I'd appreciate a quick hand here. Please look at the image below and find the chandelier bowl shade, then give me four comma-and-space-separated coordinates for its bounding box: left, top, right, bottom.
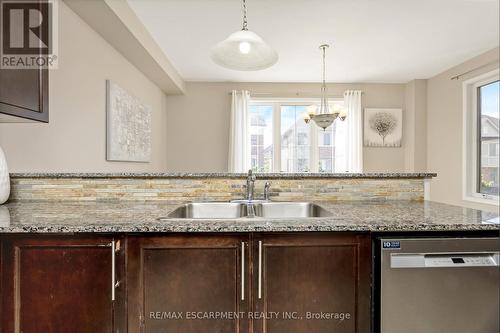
210, 30, 278, 71
312, 113, 338, 131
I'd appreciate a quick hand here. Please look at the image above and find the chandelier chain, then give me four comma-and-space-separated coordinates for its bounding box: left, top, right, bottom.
242, 0, 248, 30
320, 45, 329, 114
322, 46, 326, 86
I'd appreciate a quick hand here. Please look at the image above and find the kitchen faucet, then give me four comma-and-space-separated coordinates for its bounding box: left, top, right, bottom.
244, 170, 272, 218
245, 170, 271, 202
246, 170, 257, 218
246, 169, 256, 201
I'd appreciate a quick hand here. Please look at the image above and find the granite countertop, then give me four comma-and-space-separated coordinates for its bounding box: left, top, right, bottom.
10, 172, 437, 179
0, 200, 497, 233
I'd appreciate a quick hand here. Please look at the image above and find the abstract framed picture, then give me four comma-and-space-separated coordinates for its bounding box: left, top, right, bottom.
106, 80, 152, 162
364, 108, 402, 147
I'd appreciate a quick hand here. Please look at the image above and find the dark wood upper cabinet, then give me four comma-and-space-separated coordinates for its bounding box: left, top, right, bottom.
127, 234, 251, 333
0, 0, 49, 122
253, 233, 371, 333
1, 236, 125, 333
0, 67, 48, 122
0, 69, 49, 122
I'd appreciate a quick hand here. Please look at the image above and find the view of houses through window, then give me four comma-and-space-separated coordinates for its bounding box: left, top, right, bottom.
249, 100, 345, 173
249, 104, 273, 172
478, 80, 500, 196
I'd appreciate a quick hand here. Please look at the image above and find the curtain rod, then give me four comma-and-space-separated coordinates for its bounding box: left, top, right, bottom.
450, 60, 499, 80
227, 92, 363, 97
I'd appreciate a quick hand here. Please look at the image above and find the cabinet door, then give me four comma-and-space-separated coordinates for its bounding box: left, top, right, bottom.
253, 233, 371, 333
127, 234, 250, 333
1, 236, 124, 333
0, 67, 48, 122
0, 0, 49, 122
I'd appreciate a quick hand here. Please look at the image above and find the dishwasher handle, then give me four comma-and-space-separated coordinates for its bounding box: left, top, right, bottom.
390, 252, 500, 268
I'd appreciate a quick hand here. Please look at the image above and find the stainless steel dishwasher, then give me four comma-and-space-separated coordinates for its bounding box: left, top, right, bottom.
380, 237, 500, 333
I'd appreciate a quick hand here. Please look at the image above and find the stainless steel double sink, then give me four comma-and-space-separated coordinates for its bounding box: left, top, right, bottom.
163, 202, 332, 219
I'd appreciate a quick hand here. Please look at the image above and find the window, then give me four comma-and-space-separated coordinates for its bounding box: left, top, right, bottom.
249, 99, 345, 173
478, 80, 500, 196
463, 70, 499, 204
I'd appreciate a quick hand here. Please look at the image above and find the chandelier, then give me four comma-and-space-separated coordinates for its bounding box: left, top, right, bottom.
303, 44, 347, 130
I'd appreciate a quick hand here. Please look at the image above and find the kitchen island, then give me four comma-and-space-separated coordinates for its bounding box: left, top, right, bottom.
0, 172, 497, 333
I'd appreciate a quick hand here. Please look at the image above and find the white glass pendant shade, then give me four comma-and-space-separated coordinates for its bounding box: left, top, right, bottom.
210, 30, 278, 71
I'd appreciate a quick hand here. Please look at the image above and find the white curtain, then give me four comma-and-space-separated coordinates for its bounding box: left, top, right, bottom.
228, 90, 251, 172
343, 90, 363, 172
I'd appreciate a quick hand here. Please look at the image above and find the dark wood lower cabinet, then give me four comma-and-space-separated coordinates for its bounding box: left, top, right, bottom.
0, 236, 125, 333
0, 233, 371, 333
253, 233, 371, 333
126, 234, 251, 333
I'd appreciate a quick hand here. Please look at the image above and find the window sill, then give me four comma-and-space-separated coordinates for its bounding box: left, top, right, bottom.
463, 194, 499, 206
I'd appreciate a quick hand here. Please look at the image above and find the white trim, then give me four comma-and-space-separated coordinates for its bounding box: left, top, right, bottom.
272, 102, 281, 172
462, 69, 500, 206
464, 194, 499, 205
310, 124, 319, 172
250, 97, 343, 104
424, 179, 431, 201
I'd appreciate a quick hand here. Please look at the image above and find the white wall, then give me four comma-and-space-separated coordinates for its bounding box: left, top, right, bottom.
404, 79, 427, 172
3, 0, 496, 203
0, 1, 168, 172
427, 47, 499, 212
166, 82, 407, 172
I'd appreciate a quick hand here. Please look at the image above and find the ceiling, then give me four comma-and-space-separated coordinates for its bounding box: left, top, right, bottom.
127, 0, 499, 83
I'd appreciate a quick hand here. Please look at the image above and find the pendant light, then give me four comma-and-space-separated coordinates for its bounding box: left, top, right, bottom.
303, 44, 347, 130
210, 0, 278, 71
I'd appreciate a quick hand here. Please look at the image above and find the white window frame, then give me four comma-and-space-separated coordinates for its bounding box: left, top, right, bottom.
249, 97, 344, 173
462, 69, 499, 205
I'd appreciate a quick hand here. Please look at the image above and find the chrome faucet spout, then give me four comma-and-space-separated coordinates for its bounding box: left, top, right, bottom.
264, 181, 271, 201
246, 169, 256, 201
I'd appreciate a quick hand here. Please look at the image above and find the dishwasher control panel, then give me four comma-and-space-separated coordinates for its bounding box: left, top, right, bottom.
424, 254, 498, 267
390, 253, 500, 268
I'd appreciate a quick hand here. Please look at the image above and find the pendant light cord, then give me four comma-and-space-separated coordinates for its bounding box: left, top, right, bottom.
320, 45, 329, 114
242, 0, 248, 30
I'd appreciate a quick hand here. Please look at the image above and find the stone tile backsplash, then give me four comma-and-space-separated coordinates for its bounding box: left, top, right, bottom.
9, 176, 425, 202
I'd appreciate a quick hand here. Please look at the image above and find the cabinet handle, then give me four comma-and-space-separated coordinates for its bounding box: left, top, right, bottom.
111, 240, 116, 301
241, 242, 245, 301
111, 239, 121, 301
258, 240, 262, 299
